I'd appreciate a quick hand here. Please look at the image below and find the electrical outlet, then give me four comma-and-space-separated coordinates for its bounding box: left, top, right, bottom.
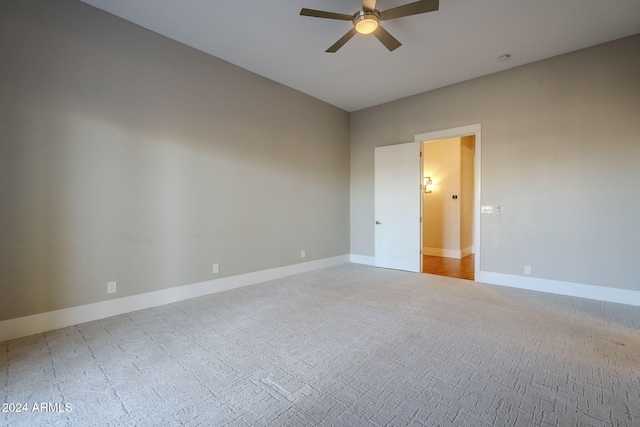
524, 266, 531, 275
301, 250, 306, 258
212, 264, 219, 274
107, 281, 117, 294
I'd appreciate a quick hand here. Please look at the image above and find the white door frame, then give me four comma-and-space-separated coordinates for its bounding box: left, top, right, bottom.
415, 124, 482, 277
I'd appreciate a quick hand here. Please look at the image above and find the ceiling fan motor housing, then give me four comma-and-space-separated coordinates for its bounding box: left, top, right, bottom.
353, 9, 381, 34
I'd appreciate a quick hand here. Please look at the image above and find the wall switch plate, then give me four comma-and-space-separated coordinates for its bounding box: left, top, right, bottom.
481, 205, 493, 214
107, 281, 117, 294
212, 264, 219, 274
524, 266, 532, 275
301, 250, 306, 258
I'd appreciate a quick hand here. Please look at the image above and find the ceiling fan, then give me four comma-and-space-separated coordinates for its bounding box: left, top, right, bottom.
300, 0, 439, 52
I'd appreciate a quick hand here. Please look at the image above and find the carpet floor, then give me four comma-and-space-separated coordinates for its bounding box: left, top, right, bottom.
2, 263, 640, 426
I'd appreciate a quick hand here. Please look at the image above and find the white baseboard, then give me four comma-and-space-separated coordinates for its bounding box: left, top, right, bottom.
350, 254, 375, 266
7, 257, 637, 343
476, 271, 640, 307
423, 247, 462, 259
423, 247, 473, 259
352, 259, 640, 306
0, 255, 350, 343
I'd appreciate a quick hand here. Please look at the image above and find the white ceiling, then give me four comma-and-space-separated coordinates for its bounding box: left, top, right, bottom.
80, 0, 640, 112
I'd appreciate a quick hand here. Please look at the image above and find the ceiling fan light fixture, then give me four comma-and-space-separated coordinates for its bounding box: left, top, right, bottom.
353, 10, 380, 34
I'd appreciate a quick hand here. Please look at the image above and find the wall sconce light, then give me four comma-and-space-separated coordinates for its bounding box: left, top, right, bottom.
424, 176, 433, 193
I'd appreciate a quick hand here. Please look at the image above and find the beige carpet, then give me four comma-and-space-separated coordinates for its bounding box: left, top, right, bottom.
2, 263, 639, 426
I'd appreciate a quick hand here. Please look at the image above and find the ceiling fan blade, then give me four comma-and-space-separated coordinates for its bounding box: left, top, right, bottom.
326, 28, 358, 53
372, 25, 402, 51
362, 0, 377, 11
380, 0, 439, 20
300, 8, 353, 20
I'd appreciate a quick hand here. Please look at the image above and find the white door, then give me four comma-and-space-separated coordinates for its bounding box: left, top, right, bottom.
375, 142, 422, 272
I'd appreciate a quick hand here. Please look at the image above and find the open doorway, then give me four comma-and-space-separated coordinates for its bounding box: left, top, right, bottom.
421, 135, 476, 280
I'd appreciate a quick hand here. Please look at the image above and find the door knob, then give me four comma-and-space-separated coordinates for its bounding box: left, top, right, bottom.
376, 221, 382, 225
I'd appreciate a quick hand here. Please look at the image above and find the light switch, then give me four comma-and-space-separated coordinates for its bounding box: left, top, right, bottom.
481, 205, 493, 214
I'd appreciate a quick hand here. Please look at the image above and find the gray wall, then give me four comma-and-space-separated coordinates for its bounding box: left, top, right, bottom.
351, 34, 640, 291
0, 0, 350, 321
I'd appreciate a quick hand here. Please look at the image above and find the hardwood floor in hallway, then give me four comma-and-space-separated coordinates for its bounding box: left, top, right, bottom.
422, 254, 475, 280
